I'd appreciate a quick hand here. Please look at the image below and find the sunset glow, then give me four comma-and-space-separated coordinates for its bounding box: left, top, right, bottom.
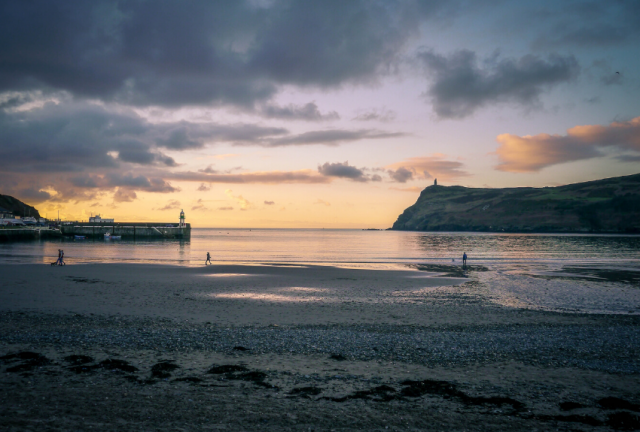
1, 1, 639, 227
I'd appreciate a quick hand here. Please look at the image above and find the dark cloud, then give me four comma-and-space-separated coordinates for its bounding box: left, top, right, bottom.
0, 100, 298, 202
117, 144, 177, 167
267, 129, 404, 147
615, 154, 640, 163
70, 176, 99, 189
14, 188, 52, 204
218, 207, 233, 211
197, 183, 211, 191
260, 102, 339, 121
418, 50, 579, 118
353, 108, 397, 122
0, 92, 35, 110
318, 161, 367, 182
0, 101, 401, 198
0, 102, 200, 174
156, 126, 203, 150
0, 1, 451, 107
264, 200, 275, 205
105, 173, 177, 193
388, 167, 414, 183
199, 165, 218, 174
113, 188, 137, 202
66, 172, 177, 194
531, 2, 640, 49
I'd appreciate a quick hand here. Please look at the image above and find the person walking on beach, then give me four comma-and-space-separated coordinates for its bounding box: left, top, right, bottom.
59, 250, 65, 266
205, 252, 211, 265
462, 252, 467, 267
56, 249, 62, 266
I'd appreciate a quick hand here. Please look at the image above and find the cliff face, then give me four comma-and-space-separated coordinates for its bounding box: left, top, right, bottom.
0, 194, 41, 219
391, 173, 640, 233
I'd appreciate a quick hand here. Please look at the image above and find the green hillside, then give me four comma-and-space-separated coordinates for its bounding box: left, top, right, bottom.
391, 173, 640, 233
0, 194, 41, 219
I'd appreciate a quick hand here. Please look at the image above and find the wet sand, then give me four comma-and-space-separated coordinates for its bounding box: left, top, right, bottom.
1, 263, 640, 431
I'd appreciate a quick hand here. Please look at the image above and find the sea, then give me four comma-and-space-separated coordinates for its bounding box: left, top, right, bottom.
0, 228, 638, 266
2, 229, 639, 314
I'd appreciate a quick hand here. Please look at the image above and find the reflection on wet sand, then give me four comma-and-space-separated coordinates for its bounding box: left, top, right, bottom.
208, 289, 327, 303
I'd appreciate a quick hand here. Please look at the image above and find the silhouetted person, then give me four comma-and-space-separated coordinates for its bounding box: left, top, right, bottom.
463, 252, 467, 267
205, 252, 211, 265
56, 249, 62, 266
59, 250, 65, 266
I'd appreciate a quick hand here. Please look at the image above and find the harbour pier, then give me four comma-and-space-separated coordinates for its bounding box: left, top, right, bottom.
60, 222, 191, 239
0, 227, 63, 241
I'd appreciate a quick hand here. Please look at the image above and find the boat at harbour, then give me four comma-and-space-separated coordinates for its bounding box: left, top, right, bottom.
104, 233, 121, 240
74, 235, 86, 240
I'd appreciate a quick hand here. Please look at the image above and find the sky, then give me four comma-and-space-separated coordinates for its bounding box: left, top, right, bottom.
1, 0, 639, 228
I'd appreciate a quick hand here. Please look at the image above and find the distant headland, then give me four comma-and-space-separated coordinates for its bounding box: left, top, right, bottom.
391, 173, 640, 233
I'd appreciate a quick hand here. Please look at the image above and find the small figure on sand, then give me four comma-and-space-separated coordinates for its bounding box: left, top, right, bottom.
205, 252, 211, 265
56, 249, 65, 266
462, 252, 467, 267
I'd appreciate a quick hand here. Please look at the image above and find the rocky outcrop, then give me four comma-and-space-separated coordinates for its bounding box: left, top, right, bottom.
391, 173, 640, 233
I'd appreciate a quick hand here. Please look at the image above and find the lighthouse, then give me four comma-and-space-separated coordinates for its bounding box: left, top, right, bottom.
179, 209, 186, 228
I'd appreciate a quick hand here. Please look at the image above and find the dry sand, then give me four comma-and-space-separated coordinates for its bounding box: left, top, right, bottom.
1, 263, 640, 431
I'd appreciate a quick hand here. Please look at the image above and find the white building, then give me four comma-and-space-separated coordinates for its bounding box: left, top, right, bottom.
89, 214, 114, 223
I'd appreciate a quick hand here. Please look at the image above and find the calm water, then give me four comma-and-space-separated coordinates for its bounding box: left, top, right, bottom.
1, 228, 639, 267
2, 229, 640, 314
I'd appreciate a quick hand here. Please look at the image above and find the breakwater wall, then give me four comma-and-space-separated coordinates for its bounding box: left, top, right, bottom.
0, 227, 63, 241
60, 223, 191, 239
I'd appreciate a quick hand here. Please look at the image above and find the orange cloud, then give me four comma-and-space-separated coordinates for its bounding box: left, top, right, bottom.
225, 189, 251, 210
495, 116, 640, 172
389, 186, 423, 193
167, 169, 329, 184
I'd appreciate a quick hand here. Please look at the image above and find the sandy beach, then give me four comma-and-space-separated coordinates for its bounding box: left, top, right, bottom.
2, 263, 640, 431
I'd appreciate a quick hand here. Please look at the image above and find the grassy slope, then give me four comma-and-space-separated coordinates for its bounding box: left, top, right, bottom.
0, 195, 41, 219
391, 173, 640, 233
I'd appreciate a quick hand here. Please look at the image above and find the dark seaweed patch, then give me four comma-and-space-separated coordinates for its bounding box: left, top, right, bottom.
329, 354, 347, 361
151, 361, 179, 378
1, 351, 46, 362
173, 377, 202, 383
66, 277, 102, 284
290, 386, 323, 397
2, 352, 51, 372
325, 385, 398, 403
537, 414, 602, 426
207, 365, 249, 374
559, 401, 587, 411
68, 365, 98, 373
98, 359, 138, 373
606, 411, 640, 430
400, 379, 523, 410
232, 346, 250, 351
413, 264, 488, 277
64, 355, 94, 365
599, 397, 640, 412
